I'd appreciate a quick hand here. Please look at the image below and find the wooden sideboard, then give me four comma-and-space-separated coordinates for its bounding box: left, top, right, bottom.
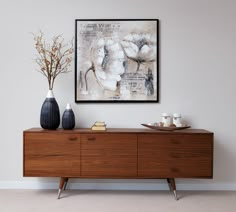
23, 128, 213, 199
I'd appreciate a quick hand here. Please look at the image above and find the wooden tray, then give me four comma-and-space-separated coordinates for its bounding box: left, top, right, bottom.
141, 124, 191, 131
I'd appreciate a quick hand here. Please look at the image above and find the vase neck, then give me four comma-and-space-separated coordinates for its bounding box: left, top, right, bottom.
46, 90, 54, 98
66, 103, 71, 110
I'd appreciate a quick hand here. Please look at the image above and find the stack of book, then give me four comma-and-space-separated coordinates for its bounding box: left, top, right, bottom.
91, 121, 106, 131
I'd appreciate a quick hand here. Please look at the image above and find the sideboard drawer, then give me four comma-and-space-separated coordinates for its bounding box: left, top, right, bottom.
138, 134, 213, 178
25, 132, 79, 143
24, 132, 80, 177
81, 134, 137, 177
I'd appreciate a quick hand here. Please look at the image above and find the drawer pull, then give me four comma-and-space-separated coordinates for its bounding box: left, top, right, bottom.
170, 140, 181, 144
170, 153, 180, 158
87, 137, 96, 141
170, 168, 179, 173
68, 137, 77, 141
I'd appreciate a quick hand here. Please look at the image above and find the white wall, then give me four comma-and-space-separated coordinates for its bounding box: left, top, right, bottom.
0, 0, 236, 190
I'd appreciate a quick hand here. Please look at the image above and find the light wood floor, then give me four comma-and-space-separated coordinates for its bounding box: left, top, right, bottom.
0, 190, 235, 212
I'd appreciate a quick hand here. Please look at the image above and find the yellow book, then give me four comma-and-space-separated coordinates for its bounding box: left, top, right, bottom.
91, 125, 106, 131
94, 121, 105, 126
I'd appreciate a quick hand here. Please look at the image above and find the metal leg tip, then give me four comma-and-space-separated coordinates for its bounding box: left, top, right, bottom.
57, 189, 62, 199
173, 190, 178, 201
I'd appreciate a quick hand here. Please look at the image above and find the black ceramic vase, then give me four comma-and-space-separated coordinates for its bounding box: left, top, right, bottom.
62, 103, 75, 130
40, 90, 60, 130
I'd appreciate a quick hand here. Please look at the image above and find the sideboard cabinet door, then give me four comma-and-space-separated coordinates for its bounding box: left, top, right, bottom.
138, 134, 213, 178
24, 132, 80, 177
81, 134, 137, 177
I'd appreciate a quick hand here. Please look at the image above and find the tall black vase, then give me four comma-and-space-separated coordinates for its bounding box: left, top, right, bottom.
62, 103, 75, 130
40, 90, 60, 130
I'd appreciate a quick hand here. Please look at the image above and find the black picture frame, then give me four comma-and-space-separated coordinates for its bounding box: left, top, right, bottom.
75, 19, 159, 103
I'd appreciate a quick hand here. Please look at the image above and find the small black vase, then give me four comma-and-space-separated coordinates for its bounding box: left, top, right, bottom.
62, 103, 75, 130
40, 90, 60, 130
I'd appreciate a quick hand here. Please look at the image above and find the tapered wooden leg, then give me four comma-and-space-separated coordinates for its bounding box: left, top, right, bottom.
167, 178, 178, 200
166, 178, 172, 191
58, 177, 66, 199
63, 178, 69, 190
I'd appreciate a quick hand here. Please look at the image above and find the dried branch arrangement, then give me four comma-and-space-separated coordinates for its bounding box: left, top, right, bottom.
33, 31, 73, 90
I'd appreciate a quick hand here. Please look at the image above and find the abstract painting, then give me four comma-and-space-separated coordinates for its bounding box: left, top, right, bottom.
75, 19, 159, 103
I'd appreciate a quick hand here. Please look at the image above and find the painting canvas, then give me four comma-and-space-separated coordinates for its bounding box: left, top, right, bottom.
75, 19, 159, 103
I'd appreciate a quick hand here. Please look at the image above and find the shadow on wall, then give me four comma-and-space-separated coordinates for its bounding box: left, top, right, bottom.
213, 137, 236, 182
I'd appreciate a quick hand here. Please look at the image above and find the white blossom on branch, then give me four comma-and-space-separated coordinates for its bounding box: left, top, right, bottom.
33, 31, 73, 90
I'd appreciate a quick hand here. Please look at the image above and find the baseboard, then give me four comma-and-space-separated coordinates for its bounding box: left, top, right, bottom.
0, 181, 236, 190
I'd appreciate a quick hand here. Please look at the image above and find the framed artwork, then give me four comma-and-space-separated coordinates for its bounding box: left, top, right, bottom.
75, 19, 159, 103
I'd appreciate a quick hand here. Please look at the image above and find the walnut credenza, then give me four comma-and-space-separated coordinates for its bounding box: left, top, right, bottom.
23, 128, 213, 199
